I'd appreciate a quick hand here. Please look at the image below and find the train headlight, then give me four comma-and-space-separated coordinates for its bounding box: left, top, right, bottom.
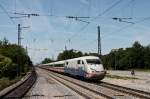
90, 68, 96, 73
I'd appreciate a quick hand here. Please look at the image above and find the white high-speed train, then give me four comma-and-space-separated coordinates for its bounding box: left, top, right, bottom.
43, 56, 106, 80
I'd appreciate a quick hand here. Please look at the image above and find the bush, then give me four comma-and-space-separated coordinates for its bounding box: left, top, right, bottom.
0, 55, 18, 79
0, 77, 21, 91
0, 77, 11, 91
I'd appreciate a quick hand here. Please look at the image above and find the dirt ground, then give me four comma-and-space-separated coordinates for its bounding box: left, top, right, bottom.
102, 70, 150, 92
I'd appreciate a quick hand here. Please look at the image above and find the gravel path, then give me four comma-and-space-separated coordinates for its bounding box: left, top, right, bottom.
103, 70, 150, 92
23, 68, 82, 99
46, 69, 142, 99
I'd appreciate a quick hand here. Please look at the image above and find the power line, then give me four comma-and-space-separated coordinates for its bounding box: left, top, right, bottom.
11, 12, 39, 19
66, 16, 90, 23
106, 16, 150, 39
50, 0, 54, 16
87, 0, 91, 17
112, 17, 134, 24
91, 0, 123, 21
66, 0, 123, 43
119, 0, 134, 17
130, 0, 135, 17
14, 0, 16, 13
67, 22, 90, 42
0, 3, 15, 24
77, 17, 150, 53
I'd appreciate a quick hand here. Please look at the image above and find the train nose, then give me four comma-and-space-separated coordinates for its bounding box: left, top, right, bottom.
85, 70, 106, 80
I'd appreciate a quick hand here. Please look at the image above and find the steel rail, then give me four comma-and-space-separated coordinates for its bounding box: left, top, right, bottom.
43, 68, 114, 99
96, 81, 150, 99
41, 67, 150, 99
0, 68, 37, 99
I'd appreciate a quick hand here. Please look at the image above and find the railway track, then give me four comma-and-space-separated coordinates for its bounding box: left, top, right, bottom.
47, 70, 109, 99
96, 81, 150, 99
42, 68, 149, 99
0, 68, 37, 99
42, 67, 150, 99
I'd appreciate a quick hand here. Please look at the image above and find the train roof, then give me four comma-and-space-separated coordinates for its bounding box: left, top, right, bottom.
42, 60, 65, 66
65, 56, 100, 61
52, 61, 65, 65
42, 56, 100, 66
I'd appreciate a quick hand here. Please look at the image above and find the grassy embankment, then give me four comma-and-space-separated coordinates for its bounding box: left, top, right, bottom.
106, 74, 139, 80
133, 69, 150, 72
0, 70, 32, 91
106, 68, 150, 80
0, 77, 21, 91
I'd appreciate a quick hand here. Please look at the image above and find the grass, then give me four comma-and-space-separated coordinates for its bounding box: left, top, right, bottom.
133, 69, 150, 72
106, 74, 139, 80
0, 77, 22, 91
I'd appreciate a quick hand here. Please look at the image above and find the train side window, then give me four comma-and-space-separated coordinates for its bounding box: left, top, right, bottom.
82, 61, 84, 64
77, 60, 80, 64
66, 62, 68, 65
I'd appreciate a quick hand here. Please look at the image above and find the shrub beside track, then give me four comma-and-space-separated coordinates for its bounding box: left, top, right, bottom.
0, 68, 37, 99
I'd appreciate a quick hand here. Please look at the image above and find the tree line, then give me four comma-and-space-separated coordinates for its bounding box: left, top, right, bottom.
102, 41, 150, 70
42, 41, 150, 70
0, 38, 32, 79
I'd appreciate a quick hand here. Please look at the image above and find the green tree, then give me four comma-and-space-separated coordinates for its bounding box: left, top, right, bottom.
102, 41, 150, 70
143, 45, 150, 69
57, 49, 83, 60
0, 55, 17, 79
129, 41, 144, 68
0, 38, 32, 78
42, 58, 54, 64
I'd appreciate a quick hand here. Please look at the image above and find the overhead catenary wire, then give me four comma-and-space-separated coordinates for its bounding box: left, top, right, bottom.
66, 0, 123, 43
72, 0, 123, 37
130, 0, 135, 18
91, 0, 123, 21
0, 2, 15, 24
70, 0, 148, 53
50, 0, 53, 16
14, 0, 16, 13
79, 17, 150, 53
88, 0, 91, 17
1, 0, 150, 60
66, 22, 90, 43
109, 16, 150, 36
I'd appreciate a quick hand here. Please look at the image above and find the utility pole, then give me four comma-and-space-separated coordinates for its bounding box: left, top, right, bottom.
18, 24, 30, 46
97, 26, 101, 57
18, 24, 21, 46
65, 45, 67, 60
17, 24, 29, 77
26, 46, 28, 54
65, 45, 67, 51
17, 24, 21, 77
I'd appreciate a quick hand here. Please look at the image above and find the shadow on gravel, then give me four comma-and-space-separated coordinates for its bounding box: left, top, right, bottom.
53, 94, 73, 97
24, 94, 44, 98
63, 73, 103, 84
43, 68, 103, 84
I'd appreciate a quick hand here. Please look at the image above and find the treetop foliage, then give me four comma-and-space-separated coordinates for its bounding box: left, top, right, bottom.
0, 38, 32, 79
41, 41, 150, 70
42, 58, 54, 64
102, 41, 150, 70
57, 49, 83, 60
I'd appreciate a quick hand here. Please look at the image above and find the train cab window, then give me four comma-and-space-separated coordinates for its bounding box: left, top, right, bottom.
77, 60, 80, 64
86, 59, 101, 64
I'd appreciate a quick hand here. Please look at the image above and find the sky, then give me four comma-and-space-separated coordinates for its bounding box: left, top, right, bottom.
0, 0, 150, 64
